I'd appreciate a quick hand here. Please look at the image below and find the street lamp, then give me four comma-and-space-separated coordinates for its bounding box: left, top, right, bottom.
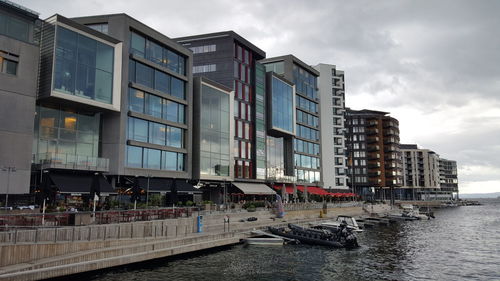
2, 166, 16, 208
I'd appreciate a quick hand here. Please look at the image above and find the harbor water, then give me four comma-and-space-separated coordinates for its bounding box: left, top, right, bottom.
72, 201, 500, 281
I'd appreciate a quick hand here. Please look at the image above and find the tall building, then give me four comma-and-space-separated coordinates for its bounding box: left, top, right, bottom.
175, 32, 266, 183
399, 144, 440, 200
345, 109, 403, 199
314, 63, 347, 191
31, 13, 196, 198
0, 0, 40, 202
439, 158, 458, 200
260, 55, 322, 188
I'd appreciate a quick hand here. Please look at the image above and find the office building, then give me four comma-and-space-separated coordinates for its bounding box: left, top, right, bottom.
0, 0, 40, 203
439, 158, 459, 200
399, 144, 441, 200
314, 63, 348, 191
259, 55, 322, 188
30, 13, 196, 199
345, 109, 403, 199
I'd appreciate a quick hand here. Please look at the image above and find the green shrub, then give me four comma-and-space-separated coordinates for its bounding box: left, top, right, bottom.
185, 200, 194, 207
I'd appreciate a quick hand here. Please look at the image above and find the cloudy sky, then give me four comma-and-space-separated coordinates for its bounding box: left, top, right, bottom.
18, 0, 500, 194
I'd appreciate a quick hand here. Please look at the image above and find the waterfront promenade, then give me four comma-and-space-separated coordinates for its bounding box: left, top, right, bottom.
0, 202, 390, 281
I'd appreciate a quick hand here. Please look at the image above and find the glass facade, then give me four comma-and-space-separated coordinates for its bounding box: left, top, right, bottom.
53, 26, 114, 104
130, 31, 185, 75
293, 64, 317, 99
127, 117, 184, 148
0, 10, 33, 43
254, 63, 267, 180
126, 145, 184, 171
200, 84, 231, 177
271, 76, 294, 133
264, 62, 284, 74
128, 88, 185, 124
34, 105, 100, 159
266, 136, 285, 181
129, 60, 185, 99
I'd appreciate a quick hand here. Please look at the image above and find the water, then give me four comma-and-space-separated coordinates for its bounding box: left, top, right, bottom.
72, 201, 500, 281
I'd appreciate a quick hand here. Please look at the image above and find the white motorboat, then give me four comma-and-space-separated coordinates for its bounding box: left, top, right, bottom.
317, 215, 364, 232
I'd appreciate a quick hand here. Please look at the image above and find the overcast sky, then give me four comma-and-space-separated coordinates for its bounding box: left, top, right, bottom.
17, 0, 500, 194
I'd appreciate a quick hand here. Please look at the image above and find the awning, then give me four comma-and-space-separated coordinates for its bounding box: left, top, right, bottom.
50, 173, 114, 194
136, 178, 201, 193
233, 182, 276, 195
273, 185, 295, 194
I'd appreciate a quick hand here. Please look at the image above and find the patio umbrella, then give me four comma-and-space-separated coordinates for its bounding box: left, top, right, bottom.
90, 172, 101, 198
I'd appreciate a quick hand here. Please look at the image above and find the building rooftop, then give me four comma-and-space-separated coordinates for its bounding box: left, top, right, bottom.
260, 54, 320, 76
0, 0, 39, 18
175, 30, 266, 59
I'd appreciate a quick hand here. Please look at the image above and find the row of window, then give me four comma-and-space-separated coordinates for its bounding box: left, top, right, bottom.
234, 44, 251, 65
353, 151, 367, 158
296, 169, 320, 183
294, 154, 320, 169
296, 96, 318, 114
234, 140, 252, 160
86, 23, 109, 34
296, 124, 319, 141
293, 64, 317, 99
193, 64, 216, 73
130, 31, 185, 75
236, 120, 252, 140
350, 135, 366, 141
352, 159, 367, 166
294, 139, 320, 155
128, 88, 185, 123
235, 159, 252, 179
0, 11, 32, 43
233, 61, 251, 84
189, 44, 216, 54
271, 76, 294, 133
126, 145, 184, 171
235, 80, 251, 102
234, 100, 252, 121
128, 117, 183, 148
129, 59, 185, 100
296, 109, 318, 128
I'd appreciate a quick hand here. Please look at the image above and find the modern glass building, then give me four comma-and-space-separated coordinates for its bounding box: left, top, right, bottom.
260, 55, 322, 187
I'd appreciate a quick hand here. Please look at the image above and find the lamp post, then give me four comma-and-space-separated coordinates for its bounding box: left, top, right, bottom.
146, 174, 151, 208
2, 166, 16, 208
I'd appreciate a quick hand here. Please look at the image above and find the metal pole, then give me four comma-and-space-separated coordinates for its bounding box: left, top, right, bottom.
42, 198, 46, 225
5, 168, 10, 208
146, 174, 150, 208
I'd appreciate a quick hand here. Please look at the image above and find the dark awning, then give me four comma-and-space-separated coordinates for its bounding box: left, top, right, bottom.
50, 173, 114, 194
136, 178, 201, 194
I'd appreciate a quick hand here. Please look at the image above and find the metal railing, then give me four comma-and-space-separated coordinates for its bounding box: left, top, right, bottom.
34, 152, 109, 171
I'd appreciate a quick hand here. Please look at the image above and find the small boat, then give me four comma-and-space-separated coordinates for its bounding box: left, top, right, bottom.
315, 215, 364, 233
243, 237, 284, 246
268, 223, 359, 249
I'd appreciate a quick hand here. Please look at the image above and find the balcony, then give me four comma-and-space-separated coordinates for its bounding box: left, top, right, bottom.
35, 153, 110, 172
385, 154, 399, 160
368, 145, 380, 152
368, 171, 381, 177
367, 136, 379, 143
384, 129, 399, 136
385, 145, 399, 152
367, 128, 379, 135
384, 138, 398, 144
367, 121, 378, 127
383, 121, 398, 128
368, 153, 380, 160
368, 161, 381, 168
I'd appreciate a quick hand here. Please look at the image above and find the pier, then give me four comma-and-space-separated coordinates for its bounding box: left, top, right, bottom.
0, 203, 392, 281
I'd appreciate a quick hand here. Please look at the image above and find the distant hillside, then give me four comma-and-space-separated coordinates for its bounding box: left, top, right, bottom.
460, 192, 500, 199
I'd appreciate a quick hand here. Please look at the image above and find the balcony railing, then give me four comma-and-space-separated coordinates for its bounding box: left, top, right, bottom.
34, 153, 110, 172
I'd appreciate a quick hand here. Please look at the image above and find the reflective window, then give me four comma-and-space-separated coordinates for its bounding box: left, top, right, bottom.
144, 148, 161, 169
135, 61, 154, 88
128, 88, 145, 113
129, 60, 186, 100
128, 117, 148, 142
271, 76, 294, 133
86, 23, 108, 34
149, 122, 166, 145
127, 145, 143, 168
130, 32, 145, 58
264, 62, 284, 74
54, 26, 114, 104
155, 70, 170, 94
200, 84, 231, 177
0, 11, 32, 42
171, 77, 185, 99
146, 94, 162, 118
167, 126, 183, 148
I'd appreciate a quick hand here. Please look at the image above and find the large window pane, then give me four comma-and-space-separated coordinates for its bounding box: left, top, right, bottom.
149, 122, 166, 145
127, 145, 142, 168
128, 117, 148, 142
155, 70, 170, 94
131, 32, 145, 58
167, 126, 183, 148
170, 77, 185, 99
162, 151, 177, 171
129, 88, 145, 113
177, 153, 185, 171
96, 42, 114, 73
166, 50, 178, 73
147, 41, 163, 65
144, 148, 161, 170
146, 94, 162, 118
135, 62, 153, 88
